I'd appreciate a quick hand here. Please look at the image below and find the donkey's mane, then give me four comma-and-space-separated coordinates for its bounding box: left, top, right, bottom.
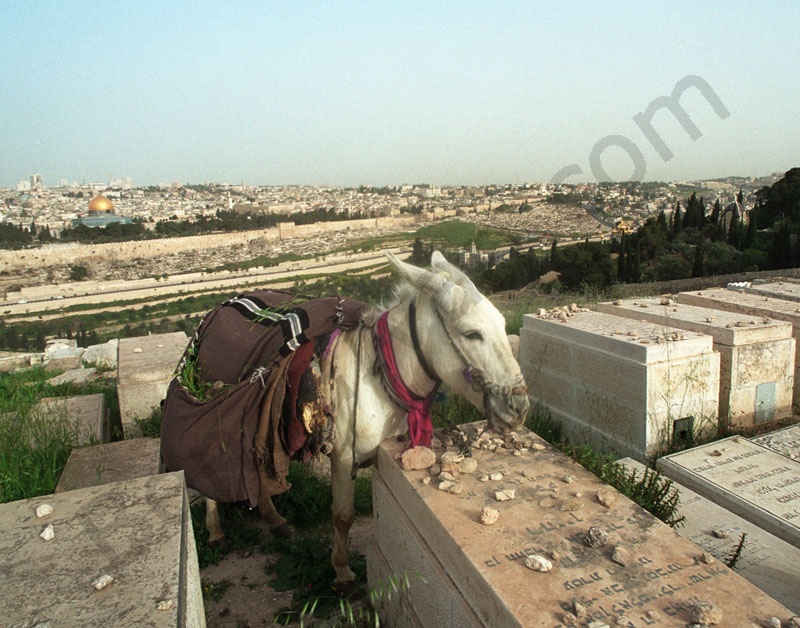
360, 280, 415, 327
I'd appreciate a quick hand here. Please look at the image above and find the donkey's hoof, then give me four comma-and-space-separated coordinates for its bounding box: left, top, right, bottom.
331, 578, 357, 597
270, 522, 293, 540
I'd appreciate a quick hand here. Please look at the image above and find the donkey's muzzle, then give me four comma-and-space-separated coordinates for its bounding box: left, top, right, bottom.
486, 386, 529, 434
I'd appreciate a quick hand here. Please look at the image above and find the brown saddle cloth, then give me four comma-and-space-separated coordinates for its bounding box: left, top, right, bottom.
160, 290, 367, 506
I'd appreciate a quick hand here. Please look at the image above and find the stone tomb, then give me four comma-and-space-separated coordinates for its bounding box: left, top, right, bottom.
519, 310, 720, 461
55, 437, 163, 493
117, 331, 187, 436
752, 423, 800, 460
658, 437, 800, 549
34, 393, 110, 446
596, 297, 795, 428
618, 457, 800, 614
679, 288, 800, 406
0, 471, 205, 627
368, 424, 792, 627
745, 281, 800, 303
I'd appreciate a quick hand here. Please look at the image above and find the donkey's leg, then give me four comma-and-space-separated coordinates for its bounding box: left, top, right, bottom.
330, 451, 357, 586
256, 473, 293, 539
205, 498, 227, 548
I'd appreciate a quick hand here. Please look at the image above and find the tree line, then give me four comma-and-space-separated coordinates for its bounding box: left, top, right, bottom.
481, 168, 800, 293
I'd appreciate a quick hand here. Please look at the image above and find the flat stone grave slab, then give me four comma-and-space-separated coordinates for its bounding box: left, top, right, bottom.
117, 331, 187, 436
0, 471, 205, 627
55, 437, 163, 493
658, 436, 800, 549
34, 393, 110, 446
751, 423, 800, 460
746, 281, 800, 303
618, 457, 800, 614
369, 422, 792, 627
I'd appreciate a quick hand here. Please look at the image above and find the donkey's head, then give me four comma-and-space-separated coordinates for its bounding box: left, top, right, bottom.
388, 251, 529, 434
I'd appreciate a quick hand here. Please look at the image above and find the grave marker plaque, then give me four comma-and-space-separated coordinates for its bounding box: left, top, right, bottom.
658, 436, 800, 549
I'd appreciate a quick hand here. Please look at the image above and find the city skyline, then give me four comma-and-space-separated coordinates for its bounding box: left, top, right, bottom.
2, 1, 798, 189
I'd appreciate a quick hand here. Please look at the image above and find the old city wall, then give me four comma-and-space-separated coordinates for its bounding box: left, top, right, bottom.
0, 215, 420, 273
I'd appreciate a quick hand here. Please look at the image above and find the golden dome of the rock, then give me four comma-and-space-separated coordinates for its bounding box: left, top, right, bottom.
88, 194, 114, 213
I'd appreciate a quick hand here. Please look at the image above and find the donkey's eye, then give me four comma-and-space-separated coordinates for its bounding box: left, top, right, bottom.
463, 330, 483, 341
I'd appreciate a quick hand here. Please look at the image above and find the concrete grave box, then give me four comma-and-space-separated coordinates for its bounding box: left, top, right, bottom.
679, 288, 800, 406
658, 436, 800, 549
596, 297, 794, 429
618, 457, 800, 614
368, 423, 793, 627
745, 281, 800, 303
0, 471, 205, 627
519, 310, 720, 461
752, 423, 800, 460
117, 331, 187, 436
55, 437, 163, 493
34, 393, 110, 446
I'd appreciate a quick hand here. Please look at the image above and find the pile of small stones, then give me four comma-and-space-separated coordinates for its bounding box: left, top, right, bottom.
534, 303, 590, 322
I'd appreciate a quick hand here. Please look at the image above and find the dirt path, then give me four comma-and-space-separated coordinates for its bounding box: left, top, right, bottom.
201, 517, 375, 627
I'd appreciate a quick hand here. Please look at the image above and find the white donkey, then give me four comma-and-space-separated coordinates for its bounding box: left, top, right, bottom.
204, 250, 529, 588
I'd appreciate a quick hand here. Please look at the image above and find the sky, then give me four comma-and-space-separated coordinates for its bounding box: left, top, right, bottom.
1, 1, 798, 188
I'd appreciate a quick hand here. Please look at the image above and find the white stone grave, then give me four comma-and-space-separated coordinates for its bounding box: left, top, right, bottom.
519, 310, 720, 461
597, 297, 795, 428
752, 423, 800, 460
658, 436, 800, 549
368, 424, 794, 627
0, 471, 205, 627
618, 457, 800, 613
746, 281, 800, 303
679, 288, 800, 406
117, 331, 187, 436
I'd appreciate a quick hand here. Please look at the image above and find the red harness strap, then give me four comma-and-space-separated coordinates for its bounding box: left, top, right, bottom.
373, 310, 435, 447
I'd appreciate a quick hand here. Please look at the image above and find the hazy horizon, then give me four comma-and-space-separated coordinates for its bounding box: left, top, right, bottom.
2, 2, 798, 189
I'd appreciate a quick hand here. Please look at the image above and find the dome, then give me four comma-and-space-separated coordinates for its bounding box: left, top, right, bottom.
88, 194, 114, 213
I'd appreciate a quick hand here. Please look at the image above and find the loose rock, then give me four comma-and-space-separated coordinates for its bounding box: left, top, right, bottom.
156, 599, 175, 611
596, 489, 616, 508
91, 574, 114, 590
495, 489, 516, 501
788, 617, 800, 628
699, 552, 715, 564
762, 618, 781, 628
583, 526, 608, 548
400, 446, 436, 471
611, 545, 630, 566
489, 472, 503, 481
690, 601, 722, 625
460, 458, 478, 474
39, 523, 54, 541
524, 554, 553, 572
438, 480, 454, 492
712, 528, 730, 539
35, 503, 53, 518
480, 506, 499, 525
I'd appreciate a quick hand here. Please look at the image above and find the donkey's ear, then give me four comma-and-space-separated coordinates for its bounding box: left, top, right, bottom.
430, 250, 474, 287
386, 251, 447, 295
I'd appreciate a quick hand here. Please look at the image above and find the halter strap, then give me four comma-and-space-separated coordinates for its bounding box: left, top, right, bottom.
409, 298, 440, 384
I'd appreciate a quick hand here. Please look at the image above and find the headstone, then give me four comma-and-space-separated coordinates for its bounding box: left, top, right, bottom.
368, 423, 793, 627
47, 366, 97, 386
55, 437, 163, 493
82, 338, 119, 369
34, 393, 109, 446
0, 472, 205, 627
678, 288, 800, 406
752, 423, 800, 460
658, 436, 800, 549
618, 457, 800, 614
117, 331, 187, 437
519, 310, 720, 461
596, 297, 795, 428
